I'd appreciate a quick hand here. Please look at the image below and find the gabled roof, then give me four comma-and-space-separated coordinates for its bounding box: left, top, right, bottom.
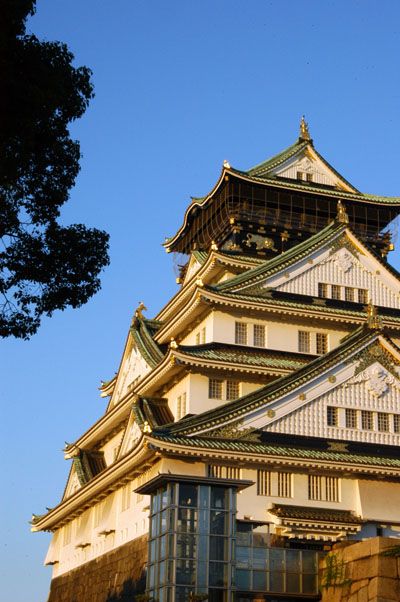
159, 327, 400, 436
130, 316, 165, 368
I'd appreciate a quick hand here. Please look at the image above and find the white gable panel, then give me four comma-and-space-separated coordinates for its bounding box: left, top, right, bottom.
262, 362, 400, 445
111, 344, 151, 407
273, 153, 338, 187
265, 245, 400, 309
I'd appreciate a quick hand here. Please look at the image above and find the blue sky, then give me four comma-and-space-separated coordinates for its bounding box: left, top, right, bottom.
1, 1, 400, 600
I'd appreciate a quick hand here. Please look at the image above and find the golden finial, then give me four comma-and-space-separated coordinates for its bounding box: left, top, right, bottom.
336, 200, 349, 224
223, 159, 231, 168
169, 337, 178, 349
135, 301, 147, 319
299, 115, 311, 141
143, 421, 152, 433
211, 240, 218, 251
366, 300, 382, 330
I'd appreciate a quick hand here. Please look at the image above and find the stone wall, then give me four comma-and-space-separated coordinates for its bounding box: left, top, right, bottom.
320, 537, 400, 602
47, 535, 148, 602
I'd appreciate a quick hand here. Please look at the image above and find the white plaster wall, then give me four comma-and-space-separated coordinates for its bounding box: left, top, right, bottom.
164, 374, 191, 420
101, 430, 125, 466
180, 313, 214, 346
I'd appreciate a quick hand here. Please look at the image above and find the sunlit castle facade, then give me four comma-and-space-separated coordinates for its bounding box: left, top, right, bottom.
33, 119, 400, 602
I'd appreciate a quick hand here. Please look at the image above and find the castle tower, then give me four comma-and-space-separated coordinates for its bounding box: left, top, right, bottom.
33, 122, 400, 602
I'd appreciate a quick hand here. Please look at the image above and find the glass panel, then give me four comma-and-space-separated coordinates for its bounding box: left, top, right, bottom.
269, 570, 284, 592
236, 522, 252, 546
208, 590, 226, 602
178, 484, 198, 507
150, 515, 159, 538
269, 548, 284, 572
253, 570, 267, 591
159, 534, 167, 559
209, 562, 228, 587
210, 536, 228, 560
211, 486, 229, 509
148, 564, 155, 588
160, 509, 168, 534
177, 508, 197, 533
210, 510, 228, 535
198, 533, 208, 559
302, 572, 317, 594
161, 486, 169, 509
175, 587, 191, 602
197, 561, 207, 588
199, 485, 210, 508
159, 560, 166, 585
252, 525, 269, 547
176, 533, 196, 559
236, 546, 251, 569
253, 546, 267, 569
286, 549, 301, 572
149, 539, 156, 561
236, 569, 251, 590
286, 572, 301, 593
302, 550, 317, 573
176, 559, 196, 585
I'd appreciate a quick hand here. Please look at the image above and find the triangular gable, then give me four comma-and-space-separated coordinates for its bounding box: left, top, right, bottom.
63, 464, 82, 500
117, 410, 144, 459
216, 225, 400, 310
183, 252, 204, 285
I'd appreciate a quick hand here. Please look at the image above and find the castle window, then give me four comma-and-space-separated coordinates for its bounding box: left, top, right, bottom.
177, 393, 187, 419
308, 475, 339, 502
201, 327, 206, 344
209, 379, 223, 399
297, 171, 304, 180
345, 408, 357, 429
195, 332, 200, 345
226, 380, 240, 400
298, 330, 310, 353
253, 324, 265, 347
377, 412, 389, 432
306, 173, 313, 182
393, 415, 400, 433
331, 285, 341, 300
318, 283, 328, 298
358, 289, 368, 304
235, 322, 248, 345
316, 332, 328, 355
121, 482, 131, 512
207, 464, 241, 479
257, 470, 272, 496
345, 287, 355, 302
327, 406, 338, 427
277, 472, 292, 498
361, 410, 373, 430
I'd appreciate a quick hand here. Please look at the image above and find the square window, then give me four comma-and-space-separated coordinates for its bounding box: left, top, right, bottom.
253, 324, 265, 347
316, 332, 328, 355
226, 380, 239, 400
201, 327, 206, 344
327, 406, 338, 426
331, 285, 341, 300
298, 330, 310, 353
209, 379, 223, 399
318, 283, 328, 298
345, 287, 355, 302
394, 415, 400, 433
297, 171, 304, 181
358, 289, 368, 304
345, 408, 357, 429
235, 322, 248, 345
277, 472, 292, 497
306, 173, 313, 182
377, 412, 389, 432
361, 410, 373, 430
257, 470, 271, 496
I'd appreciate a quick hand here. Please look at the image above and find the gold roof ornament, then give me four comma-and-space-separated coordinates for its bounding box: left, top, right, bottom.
336, 200, 349, 224
210, 240, 218, 251
366, 300, 382, 330
143, 421, 152, 433
135, 301, 147, 319
223, 159, 231, 168
169, 337, 178, 349
299, 115, 311, 141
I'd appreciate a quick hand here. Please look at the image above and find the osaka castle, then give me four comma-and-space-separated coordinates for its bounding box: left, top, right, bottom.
33, 119, 400, 602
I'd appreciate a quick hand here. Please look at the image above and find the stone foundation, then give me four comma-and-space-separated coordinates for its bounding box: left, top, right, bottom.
320, 537, 400, 602
47, 535, 148, 602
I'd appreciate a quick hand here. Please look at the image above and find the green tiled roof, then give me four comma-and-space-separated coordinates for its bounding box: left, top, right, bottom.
215, 221, 344, 292
130, 317, 165, 368
270, 504, 362, 524
149, 432, 400, 469
161, 328, 393, 435
177, 342, 315, 371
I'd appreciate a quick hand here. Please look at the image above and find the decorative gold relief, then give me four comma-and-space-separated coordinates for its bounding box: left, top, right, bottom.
299, 393, 306, 401
267, 409, 276, 418
328, 376, 336, 383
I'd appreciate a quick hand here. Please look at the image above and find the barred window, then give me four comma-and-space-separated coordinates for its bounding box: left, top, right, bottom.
121, 482, 131, 512
298, 330, 310, 353
361, 410, 373, 430
327, 406, 338, 427
377, 412, 389, 432
195, 332, 200, 345
297, 171, 304, 180
318, 283, 328, 298
277, 472, 292, 497
306, 173, 313, 182
235, 322, 248, 345
345, 408, 357, 429
309, 476, 339, 502
316, 332, 328, 355
201, 327, 206, 344
257, 470, 272, 496
331, 285, 341, 300
253, 324, 265, 347
345, 287, 355, 302
207, 464, 241, 479
177, 393, 187, 419
209, 379, 223, 399
226, 380, 240, 400
358, 289, 368, 304
394, 415, 400, 433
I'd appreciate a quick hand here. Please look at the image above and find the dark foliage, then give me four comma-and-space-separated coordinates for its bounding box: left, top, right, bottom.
0, 0, 110, 338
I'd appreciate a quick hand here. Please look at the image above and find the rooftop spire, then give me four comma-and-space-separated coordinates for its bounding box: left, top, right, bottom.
299, 115, 311, 141
366, 300, 382, 330
336, 200, 349, 224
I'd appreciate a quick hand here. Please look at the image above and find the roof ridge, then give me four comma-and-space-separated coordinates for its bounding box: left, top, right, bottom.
247, 139, 308, 175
